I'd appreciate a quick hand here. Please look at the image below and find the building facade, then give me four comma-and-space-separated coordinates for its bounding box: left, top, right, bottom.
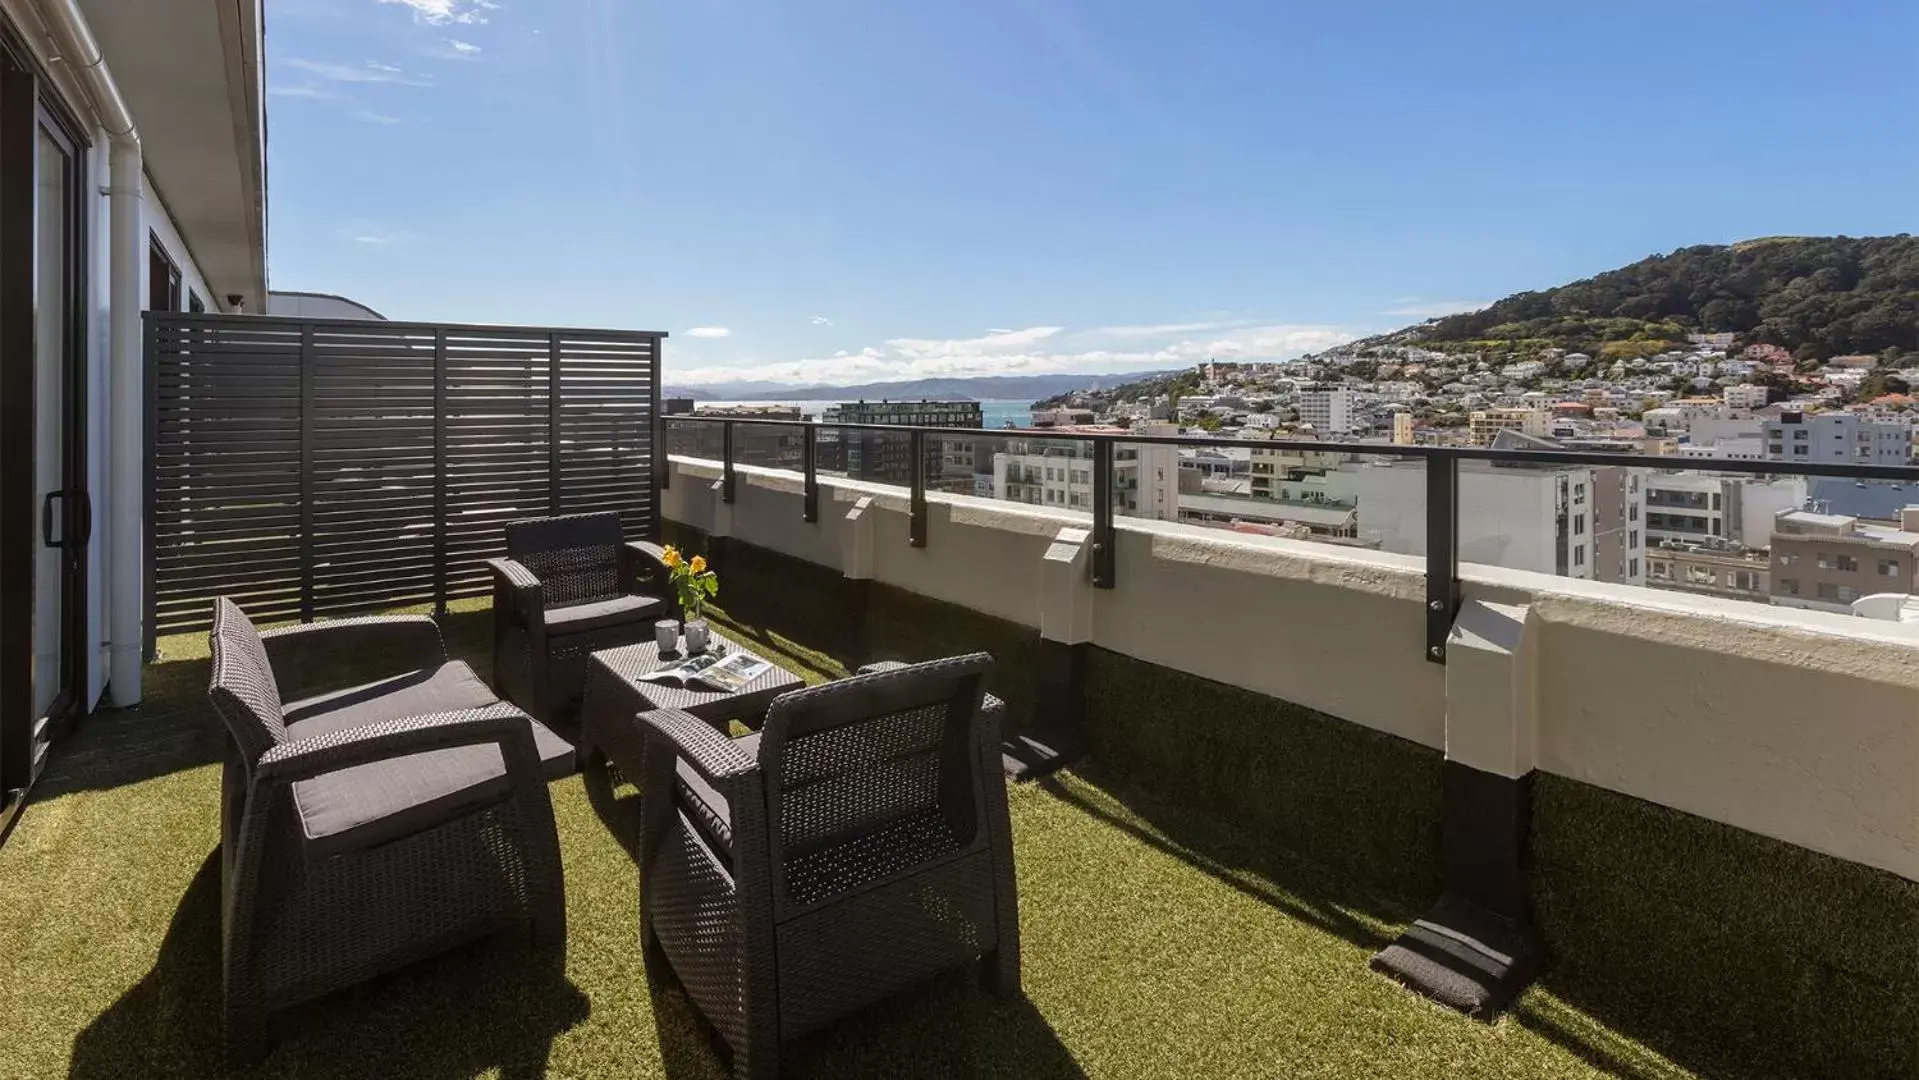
1770, 508, 1919, 613
1468, 408, 1549, 447
1297, 388, 1360, 436
1645, 546, 1772, 603
1642, 475, 1806, 549
992, 425, 1179, 521
819, 399, 983, 484
0, 0, 267, 829
683, 404, 806, 470
1355, 460, 1645, 585
1763, 411, 1912, 466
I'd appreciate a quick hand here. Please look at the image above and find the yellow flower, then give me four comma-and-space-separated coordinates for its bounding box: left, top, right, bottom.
689, 555, 706, 574
661, 546, 683, 568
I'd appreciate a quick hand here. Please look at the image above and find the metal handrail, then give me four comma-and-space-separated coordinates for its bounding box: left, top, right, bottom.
661, 413, 1919, 663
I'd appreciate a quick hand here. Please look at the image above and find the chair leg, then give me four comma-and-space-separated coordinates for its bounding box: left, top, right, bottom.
980, 945, 1021, 998
223, 1000, 269, 1067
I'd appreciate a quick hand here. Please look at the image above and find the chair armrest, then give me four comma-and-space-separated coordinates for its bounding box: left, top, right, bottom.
856, 661, 912, 676
254, 703, 540, 786
487, 557, 544, 625
260, 615, 448, 699
620, 541, 676, 611
638, 708, 758, 785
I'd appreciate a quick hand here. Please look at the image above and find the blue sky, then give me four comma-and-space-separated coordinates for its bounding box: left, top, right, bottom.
267, 0, 1919, 387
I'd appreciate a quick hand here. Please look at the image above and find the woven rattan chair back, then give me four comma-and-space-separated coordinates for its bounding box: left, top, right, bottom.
505, 512, 625, 609
207, 597, 288, 762
757, 654, 992, 914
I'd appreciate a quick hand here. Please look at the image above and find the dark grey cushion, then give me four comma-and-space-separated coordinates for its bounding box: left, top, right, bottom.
285, 662, 578, 859
286, 661, 576, 779
545, 594, 664, 635
677, 732, 761, 860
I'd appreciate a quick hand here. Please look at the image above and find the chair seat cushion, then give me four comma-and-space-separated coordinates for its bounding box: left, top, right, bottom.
545, 594, 664, 635
285, 662, 575, 858
676, 732, 761, 860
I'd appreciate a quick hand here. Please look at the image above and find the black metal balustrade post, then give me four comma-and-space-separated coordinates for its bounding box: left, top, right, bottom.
1092, 438, 1116, 588
1425, 452, 1461, 664
721, 420, 737, 503
802, 423, 819, 523
909, 428, 928, 547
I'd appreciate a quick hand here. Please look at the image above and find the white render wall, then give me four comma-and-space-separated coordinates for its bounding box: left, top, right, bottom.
665, 454, 1919, 884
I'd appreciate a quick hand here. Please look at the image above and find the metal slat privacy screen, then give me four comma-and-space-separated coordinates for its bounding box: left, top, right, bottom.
146, 314, 664, 638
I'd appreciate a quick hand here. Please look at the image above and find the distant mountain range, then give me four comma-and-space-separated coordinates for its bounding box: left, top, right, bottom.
661, 370, 1178, 403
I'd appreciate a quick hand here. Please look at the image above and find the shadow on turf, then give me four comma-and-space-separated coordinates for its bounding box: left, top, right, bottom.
69, 850, 590, 1080
647, 965, 1087, 1080
1038, 767, 1411, 955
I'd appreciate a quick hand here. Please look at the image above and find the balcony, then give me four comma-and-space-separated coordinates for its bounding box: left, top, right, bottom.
4, 368, 1917, 1080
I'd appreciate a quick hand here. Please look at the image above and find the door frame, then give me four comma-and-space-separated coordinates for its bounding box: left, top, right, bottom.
0, 16, 92, 843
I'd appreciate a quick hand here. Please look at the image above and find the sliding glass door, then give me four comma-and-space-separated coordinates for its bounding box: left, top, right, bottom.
1, 29, 88, 836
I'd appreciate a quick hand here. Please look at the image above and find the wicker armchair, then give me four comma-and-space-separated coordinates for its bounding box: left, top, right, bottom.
488, 511, 671, 725
638, 654, 1020, 1079
206, 598, 573, 1064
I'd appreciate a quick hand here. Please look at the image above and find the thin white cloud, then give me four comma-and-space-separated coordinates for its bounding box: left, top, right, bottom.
268, 84, 339, 100
354, 234, 396, 245
447, 38, 482, 54
667, 323, 1354, 388
377, 0, 499, 26
353, 110, 402, 124
684, 327, 733, 339
282, 58, 433, 86
1381, 299, 1487, 319
1084, 319, 1262, 339
809, 315, 834, 327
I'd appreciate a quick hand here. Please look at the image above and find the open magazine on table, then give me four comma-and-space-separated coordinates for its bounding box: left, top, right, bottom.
636, 649, 775, 693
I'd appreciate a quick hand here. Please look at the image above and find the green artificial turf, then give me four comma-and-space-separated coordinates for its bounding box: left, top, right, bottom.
0, 593, 1739, 1079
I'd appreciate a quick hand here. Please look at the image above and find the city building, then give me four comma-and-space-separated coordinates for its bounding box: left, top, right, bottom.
1355, 457, 1645, 585
1763, 410, 1912, 466
1723, 383, 1770, 410
684, 404, 805, 469
1770, 507, 1919, 613
1297, 387, 1361, 435
1642, 475, 1805, 549
1392, 412, 1415, 445
992, 425, 1178, 521
1031, 407, 1096, 428
819, 399, 983, 483
1248, 439, 1353, 499
1467, 408, 1548, 447
1177, 491, 1358, 537
1644, 545, 1772, 604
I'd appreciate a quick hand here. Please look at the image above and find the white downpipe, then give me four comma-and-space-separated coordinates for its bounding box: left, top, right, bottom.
32, 0, 144, 705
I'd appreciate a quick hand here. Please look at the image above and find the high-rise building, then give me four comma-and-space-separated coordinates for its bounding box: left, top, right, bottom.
1296, 388, 1360, 436
684, 404, 805, 469
819, 400, 984, 484
1642, 475, 1806, 550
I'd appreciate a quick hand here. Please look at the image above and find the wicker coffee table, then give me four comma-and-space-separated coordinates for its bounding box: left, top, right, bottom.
577, 631, 806, 851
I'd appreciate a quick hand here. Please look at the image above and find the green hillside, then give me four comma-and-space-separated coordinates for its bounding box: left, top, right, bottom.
1407, 234, 1919, 360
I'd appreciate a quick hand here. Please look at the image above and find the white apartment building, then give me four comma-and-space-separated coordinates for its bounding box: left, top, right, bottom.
1355, 461, 1645, 584
1643, 475, 1806, 550
1764, 411, 1912, 466
0, 0, 266, 817
992, 425, 1179, 521
1723, 384, 1770, 410
1297, 388, 1360, 435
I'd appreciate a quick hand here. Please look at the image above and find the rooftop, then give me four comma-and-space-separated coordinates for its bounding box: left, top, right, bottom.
1, 602, 1719, 1080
